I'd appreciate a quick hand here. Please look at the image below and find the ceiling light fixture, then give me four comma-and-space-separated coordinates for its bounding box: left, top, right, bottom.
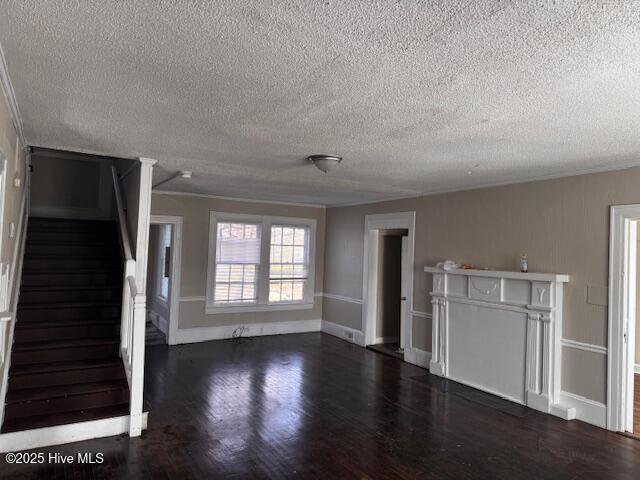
308, 154, 342, 173
153, 170, 193, 189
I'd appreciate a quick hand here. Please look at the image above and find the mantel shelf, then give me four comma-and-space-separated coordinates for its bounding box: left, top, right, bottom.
424, 266, 569, 283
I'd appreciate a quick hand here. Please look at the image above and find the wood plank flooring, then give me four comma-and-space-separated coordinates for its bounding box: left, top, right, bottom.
3, 332, 640, 479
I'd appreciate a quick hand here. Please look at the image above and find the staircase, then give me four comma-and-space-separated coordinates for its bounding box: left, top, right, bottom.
1, 217, 129, 433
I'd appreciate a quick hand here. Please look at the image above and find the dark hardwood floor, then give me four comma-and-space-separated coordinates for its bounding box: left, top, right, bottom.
3, 332, 640, 479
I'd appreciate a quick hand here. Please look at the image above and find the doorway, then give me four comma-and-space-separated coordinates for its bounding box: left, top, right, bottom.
147, 215, 182, 345
362, 212, 415, 362
608, 205, 639, 435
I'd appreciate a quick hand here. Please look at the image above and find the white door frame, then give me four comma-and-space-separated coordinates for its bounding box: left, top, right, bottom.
362, 212, 416, 359
607, 204, 639, 432
150, 215, 183, 346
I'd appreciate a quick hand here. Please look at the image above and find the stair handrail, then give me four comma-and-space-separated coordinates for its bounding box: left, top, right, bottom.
111, 165, 133, 261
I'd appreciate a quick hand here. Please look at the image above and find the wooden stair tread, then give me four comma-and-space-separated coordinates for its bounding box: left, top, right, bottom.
15, 318, 120, 329
20, 285, 120, 292
18, 301, 121, 310
10, 359, 123, 376
0, 404, 130, 433
12, 338, 120, 351
6, 379, 128, 403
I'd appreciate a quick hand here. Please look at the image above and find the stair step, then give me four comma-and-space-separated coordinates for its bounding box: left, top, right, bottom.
14, 319, 120, 342
26, 242, 119, 256
17, 302, 121, 322
28, 217, 117, 229
10, 338, 120, 365
0, 404, 129, 433
27, 230, 118, 244
23, 255, 121, 271
19, 285, 121, 304
9, 360, 126, 390
4, 380, 129, 420
20, 270, 121, 287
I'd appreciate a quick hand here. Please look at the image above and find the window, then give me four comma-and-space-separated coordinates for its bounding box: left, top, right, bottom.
206, 213, 316, 313
213, 222, 261, 304
269, 225, 309, 303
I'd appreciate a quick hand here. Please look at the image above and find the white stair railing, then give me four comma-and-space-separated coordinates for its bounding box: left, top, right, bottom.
111, 165, 145, 436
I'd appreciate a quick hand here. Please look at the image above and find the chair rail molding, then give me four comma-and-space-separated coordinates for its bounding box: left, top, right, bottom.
424, 267, 572, 419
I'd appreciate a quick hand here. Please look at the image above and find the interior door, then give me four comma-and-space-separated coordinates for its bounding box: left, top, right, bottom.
400, 236, 408, 349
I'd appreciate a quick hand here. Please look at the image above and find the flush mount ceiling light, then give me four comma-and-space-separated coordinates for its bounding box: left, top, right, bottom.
153, 170, 193, 189
308, 154, 342, 173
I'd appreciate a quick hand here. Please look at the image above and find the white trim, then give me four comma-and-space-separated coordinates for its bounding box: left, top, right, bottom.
153, 189, 325, 209
205, 211, 317, 314
334, 161, 640, 208
558, 391, 606, 428
0, 160, 28, 427
561, 338, 607, 355
404, 347, 432, 369
0, 39, 25, 146
321, 320, 365, 346
175, 319, 321, 344
322, 293, 363, 305
0, 412, 148, 453
635, 364, 640, 375
179, 296, 206, 302
150, 215, 183, 346
411, 310, 432, 319
361, 212, 416, 359
607, 204, 640, 432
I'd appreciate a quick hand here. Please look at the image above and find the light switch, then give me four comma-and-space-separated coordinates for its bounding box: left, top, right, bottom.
13, 177, 20, 188
9, 222, 15, 238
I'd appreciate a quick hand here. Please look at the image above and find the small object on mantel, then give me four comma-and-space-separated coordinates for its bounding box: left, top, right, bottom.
462, 263, 476, 270
520, 253, 528, 273
436, 260, 460, 271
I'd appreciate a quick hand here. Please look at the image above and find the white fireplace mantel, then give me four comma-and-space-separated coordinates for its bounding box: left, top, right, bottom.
424, 266, 572, 418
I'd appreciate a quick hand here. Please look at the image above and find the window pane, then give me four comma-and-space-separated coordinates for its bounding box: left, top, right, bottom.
292, 281, 304, 301
282, 227, 294, 244
269, 224, 310, 303
269, 281, 282, 302
294, 228, 305, 245
281, 246, 293, 263
216, 264, 230, 282
281, 281, 293, 301
271, 227, 282, 244
214, 284, 229, 302
214, 221, 261, 304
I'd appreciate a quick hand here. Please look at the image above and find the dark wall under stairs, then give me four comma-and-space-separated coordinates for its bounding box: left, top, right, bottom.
1, 217, 129, 433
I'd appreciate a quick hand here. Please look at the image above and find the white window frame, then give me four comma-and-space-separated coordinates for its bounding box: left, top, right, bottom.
206, 212, 316, 314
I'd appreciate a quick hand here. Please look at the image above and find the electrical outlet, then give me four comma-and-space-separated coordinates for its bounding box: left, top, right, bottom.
344, 330, 354, 341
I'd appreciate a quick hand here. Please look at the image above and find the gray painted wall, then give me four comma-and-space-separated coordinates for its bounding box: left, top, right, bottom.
150, 193, 325, 330
321, 167, 640, 405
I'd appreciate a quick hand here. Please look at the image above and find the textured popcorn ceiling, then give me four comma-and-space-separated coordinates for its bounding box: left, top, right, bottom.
1, 1, 640, 206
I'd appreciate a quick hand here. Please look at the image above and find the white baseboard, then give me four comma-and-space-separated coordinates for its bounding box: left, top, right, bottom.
147, 310, 169, 335
0, 412, 148, 453
404, 347, 431, 369
321, 320, 365, 346
557, 391, 606, 428
375, 336, 399, 344
635, 363, 640, 374
175, 319, 321, 344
